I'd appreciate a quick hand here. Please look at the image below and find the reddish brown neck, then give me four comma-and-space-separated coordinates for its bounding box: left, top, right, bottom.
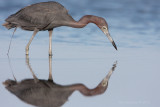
66, 15, 101, 28
69, 83, 107, 96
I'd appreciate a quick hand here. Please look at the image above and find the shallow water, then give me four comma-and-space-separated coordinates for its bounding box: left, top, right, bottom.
0, 0, 160, 107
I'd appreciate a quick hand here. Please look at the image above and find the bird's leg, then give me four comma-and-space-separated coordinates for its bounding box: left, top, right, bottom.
25, 29, 39, 55
48, 56, 53, 81
25, 55, 39, 83
48, 30, 53, 56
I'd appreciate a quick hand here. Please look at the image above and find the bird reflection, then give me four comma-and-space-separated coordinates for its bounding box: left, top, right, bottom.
3, 56, 117, 107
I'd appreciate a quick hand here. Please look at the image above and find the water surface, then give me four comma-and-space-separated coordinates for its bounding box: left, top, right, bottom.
0, 0, 160, 107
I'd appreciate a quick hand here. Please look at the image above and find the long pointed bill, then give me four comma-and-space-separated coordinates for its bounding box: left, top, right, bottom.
101, 27, 117, 50
106, 33, 117, 50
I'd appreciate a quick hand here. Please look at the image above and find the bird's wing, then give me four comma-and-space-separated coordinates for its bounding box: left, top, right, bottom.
6, 7, 55, 28
5, 2, 67, 29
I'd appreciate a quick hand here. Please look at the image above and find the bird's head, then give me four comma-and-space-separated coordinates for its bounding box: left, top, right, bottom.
98, 18, 117, 50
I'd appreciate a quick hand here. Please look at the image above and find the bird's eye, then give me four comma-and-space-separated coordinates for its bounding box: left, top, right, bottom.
102, 26, 107, 30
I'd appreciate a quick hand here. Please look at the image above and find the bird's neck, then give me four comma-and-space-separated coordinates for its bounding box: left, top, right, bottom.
66, 15, 101, 28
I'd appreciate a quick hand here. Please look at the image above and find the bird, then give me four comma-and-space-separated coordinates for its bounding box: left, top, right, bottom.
3, 55, 117, 107
3, 1, 117, 56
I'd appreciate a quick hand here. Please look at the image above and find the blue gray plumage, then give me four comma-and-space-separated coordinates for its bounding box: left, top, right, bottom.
4, 1, 74, 31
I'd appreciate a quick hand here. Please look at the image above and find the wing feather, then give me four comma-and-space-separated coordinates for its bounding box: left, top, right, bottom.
5, 2, 67, 30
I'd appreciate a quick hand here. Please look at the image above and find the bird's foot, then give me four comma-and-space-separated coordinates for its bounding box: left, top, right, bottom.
49, 51, 52, 56
49, 53, 53, 56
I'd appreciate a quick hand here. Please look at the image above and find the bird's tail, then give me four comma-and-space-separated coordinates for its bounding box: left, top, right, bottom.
3, 79, 17, 87
2, 22, 16, 29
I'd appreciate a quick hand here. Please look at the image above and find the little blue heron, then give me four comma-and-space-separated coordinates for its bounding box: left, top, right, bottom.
3, 1, 117, 56
3, 55, 117, 107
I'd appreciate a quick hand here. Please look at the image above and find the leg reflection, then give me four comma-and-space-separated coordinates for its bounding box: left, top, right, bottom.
25, 55, 39, 83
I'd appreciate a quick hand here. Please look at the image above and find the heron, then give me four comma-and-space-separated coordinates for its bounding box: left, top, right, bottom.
3, 1, 117, 56
3, 55, 117, 107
